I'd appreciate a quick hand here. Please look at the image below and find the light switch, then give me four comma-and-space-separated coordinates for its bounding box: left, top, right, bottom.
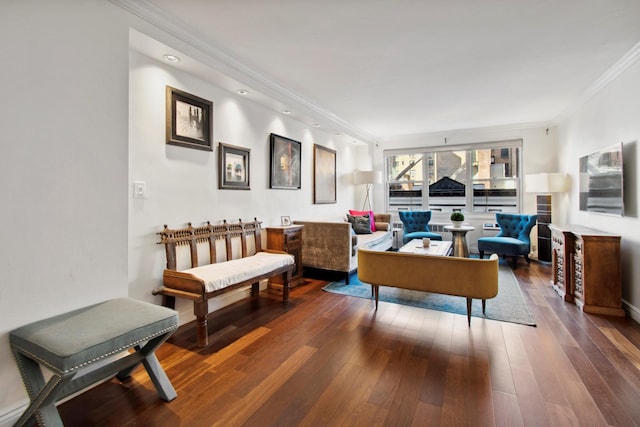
133, 181, 146, 199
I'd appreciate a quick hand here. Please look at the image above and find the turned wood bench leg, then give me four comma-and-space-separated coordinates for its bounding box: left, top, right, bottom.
194, 300, 209, 348
163, 295, 176, 310
282, 271, 291, 302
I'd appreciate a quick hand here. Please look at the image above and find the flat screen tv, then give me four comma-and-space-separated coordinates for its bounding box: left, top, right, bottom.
579, 142, 624, 216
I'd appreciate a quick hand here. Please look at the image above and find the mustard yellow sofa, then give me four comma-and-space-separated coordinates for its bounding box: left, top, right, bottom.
357, 248, 499, 325
293, 213, 392, 284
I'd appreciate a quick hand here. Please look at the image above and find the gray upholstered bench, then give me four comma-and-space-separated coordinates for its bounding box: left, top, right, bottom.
9, 298, 178, 427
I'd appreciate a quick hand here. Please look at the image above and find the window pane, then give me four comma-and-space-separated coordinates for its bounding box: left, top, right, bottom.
386, 154, 423, 210
471, 147, 519, 213
428, 151, 467, 213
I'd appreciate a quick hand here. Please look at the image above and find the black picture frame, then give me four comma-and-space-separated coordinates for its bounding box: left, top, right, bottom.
218, 143, 250, 190
166, 86, 213, 151
313, 144, 337, 204
269, 133, 301, 189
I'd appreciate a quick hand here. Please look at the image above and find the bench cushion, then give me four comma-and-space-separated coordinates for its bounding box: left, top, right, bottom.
9, 298, 178, 375
183, 252, 294, 293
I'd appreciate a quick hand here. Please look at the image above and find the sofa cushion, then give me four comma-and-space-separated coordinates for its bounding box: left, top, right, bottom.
183, 252, 294, 292
349, 209, 376, 231
9, 298, 178, 374
347, 214, 372, 234
356, 231, 391, 249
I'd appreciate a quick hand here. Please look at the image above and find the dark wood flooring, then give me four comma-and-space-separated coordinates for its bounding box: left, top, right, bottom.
55, 261, 640, 426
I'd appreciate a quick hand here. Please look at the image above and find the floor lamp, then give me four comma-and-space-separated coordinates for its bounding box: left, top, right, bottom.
525, 173, 569, 262
354, 170, 383, 211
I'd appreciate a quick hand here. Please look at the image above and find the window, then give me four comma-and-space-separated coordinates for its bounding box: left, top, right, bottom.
385, 140, 522, 214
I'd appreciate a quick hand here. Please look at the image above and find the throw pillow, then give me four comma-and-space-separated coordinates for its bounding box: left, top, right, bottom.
348, 209, 376, 232
347, 214, 372, 234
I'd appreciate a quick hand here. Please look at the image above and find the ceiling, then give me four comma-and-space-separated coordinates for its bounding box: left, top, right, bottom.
121, 0, 640, 143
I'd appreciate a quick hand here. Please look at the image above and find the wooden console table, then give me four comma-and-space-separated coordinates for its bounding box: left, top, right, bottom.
267, 225, 305, 291
549, 224, 624, 316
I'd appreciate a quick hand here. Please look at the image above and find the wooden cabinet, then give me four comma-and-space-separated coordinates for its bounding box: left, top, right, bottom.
266, 225, 304, 291
549, 224, 624, 316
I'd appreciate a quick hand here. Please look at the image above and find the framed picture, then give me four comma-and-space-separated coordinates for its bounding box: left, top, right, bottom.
313, 144, 336, 204
281, 216, 291, 226
269, 133, 301, 189
166, 86, 213, 151
218, 143, 250, 190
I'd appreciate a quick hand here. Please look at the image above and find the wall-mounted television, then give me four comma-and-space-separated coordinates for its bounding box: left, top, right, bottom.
579, 142, 624, 216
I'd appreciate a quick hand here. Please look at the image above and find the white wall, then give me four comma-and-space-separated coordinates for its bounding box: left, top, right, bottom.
0, 0, 131, 421
128, 50, 364, 322
557, 58, 640, 318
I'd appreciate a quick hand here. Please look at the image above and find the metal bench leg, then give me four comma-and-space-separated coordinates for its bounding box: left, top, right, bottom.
116, 334, 177, 402
142, 352, 177, 402
12, 350, 71, 427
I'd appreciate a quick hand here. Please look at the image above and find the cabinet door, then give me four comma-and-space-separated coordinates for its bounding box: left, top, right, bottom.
284, 229, 303, 281
550, 226, 574, 302
267, 226, 304, 288
573, 237, 584, 302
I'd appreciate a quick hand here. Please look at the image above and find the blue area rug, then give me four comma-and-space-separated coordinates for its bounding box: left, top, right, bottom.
322, 260, 536, 326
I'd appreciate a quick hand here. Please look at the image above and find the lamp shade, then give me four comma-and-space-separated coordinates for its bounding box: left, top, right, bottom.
525, 173, 569, 193
353, 170, 383, 185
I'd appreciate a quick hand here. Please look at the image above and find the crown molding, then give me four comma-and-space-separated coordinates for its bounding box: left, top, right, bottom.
110, 0, 376, 143
553, 39, 640, 124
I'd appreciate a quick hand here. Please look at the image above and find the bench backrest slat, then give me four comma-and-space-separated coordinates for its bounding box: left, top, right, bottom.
158, 218, 263, 270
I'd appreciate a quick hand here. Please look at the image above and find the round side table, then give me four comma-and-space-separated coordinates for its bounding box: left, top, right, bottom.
444, 225, 475, 257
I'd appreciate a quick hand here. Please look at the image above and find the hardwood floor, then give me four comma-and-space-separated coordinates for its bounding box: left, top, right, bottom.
55, 261, 640, 426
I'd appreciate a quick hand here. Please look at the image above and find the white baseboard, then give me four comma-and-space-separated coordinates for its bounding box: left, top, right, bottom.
0, 400, 27, 427
623, 298, 640, 324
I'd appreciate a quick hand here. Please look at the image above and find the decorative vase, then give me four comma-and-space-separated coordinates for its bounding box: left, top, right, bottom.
451, 220, 463, 228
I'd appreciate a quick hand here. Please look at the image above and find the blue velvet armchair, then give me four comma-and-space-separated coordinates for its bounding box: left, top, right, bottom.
398, 210, 443, 244
477, 213, 537, 269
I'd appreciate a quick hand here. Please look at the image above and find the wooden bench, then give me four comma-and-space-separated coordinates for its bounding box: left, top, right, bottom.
10, 298, 178, 427
154, 218, 294, 348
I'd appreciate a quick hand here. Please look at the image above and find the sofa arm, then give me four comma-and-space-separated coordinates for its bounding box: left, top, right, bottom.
375, 222, 390, 231
293, 220, 353, 272
373, 213, 391, 231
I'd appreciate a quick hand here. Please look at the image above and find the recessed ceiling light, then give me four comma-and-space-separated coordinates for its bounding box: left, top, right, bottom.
163, 54, 180, 63
282, 110, 291, 115
237, 89, 249, 95
312, 123, 320, 127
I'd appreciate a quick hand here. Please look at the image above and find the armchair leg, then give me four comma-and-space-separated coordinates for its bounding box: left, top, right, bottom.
524, 254, 531, 264
479, 250, 484, 259
511, 257, 518, 269
374, 285, 379, 310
